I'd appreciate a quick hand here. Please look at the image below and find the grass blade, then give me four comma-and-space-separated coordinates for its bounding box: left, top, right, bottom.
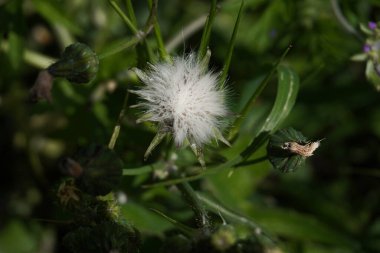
220, 0, 244, 88
197, 0, 217, 60
241, 65, 300, 159
228, 45, 292, 140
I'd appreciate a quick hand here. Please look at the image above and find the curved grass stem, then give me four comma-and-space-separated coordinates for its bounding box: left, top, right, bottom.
108, 91, 129, 150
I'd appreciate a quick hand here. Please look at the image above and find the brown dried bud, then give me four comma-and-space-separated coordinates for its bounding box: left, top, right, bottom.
29, 70, 54, 103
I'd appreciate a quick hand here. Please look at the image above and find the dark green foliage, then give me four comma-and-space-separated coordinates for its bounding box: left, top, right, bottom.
1, 0, 380, 253
161, 225, 264, 253
48, 42, 99, 84
69, 145, 123, 196
63, 221, 140, 253
267, 128, 308, 173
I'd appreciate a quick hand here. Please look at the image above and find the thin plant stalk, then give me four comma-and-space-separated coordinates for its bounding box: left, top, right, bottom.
166, 15, 207, 53
197, 193, 276, 244
147, 0, 171, 62
220, 0, 244, 88
177, 182, 210, 229
141, 155, 267, 188
108, 0, 155, 61
197, 0, 217, 60
108, 0, 139, 34
330, 0, 363, 41
1, 41, 56, 69
125, 0, 138, 26
108, 91, 129, 150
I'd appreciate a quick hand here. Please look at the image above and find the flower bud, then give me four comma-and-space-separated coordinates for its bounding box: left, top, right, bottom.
29, 70, 54, 103
211, 225, 236, 251
48, 42, 99, 83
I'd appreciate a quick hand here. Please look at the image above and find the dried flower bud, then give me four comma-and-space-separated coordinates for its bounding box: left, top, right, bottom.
48, 42, 99, 83
29, 70, 54, 103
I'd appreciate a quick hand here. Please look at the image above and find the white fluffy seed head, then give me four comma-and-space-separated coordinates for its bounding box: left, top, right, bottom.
132, 54, 228, 147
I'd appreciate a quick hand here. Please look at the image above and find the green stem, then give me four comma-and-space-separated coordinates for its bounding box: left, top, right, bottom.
125, 0, 138, 26
108, 0, 139, 35
197, 193, 275, 243
220, 0, 244, 88
150, 208, 197, 236
197, 0, 217, 60
142, 154, 267, 188
330, 0, 363, 41
147, 0, 171, 62
178, 182, 210, 229
108, 91, 129, 149
234, 155, 268, 167
123, 164, 154, 175
98, 36, 141, 59
228, 45, 293, 141
1, 41, 56, 69
166, 15, 207, 53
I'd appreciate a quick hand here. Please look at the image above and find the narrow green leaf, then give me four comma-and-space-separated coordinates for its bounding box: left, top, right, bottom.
350, 53, 367, 62
123, 165, 154, 176
147, 0, 171, 62
197, 193, 275, 243
8, 32, 24, 70
220, 0, 244, 88
248, 207, 357, 248
150, 208, 197, 236
178, 182, 209, 228
241, 65, 300, 159
228, 45, 293, 140
108, 0, 138, 34
198, 0, 217, 60
125, 0, 138, 26
121, 202, 172, 234
98, 36, 140, 59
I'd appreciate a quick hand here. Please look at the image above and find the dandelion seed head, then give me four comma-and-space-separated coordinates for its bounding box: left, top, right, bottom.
132, 54, 228, 147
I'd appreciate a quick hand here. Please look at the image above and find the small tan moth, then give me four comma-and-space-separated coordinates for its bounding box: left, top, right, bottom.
281, 140, 322, 157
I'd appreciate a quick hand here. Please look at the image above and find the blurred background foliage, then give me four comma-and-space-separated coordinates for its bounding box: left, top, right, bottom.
1, 0, 380, 252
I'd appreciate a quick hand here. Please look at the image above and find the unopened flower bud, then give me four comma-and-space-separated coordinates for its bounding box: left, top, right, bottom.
48, 42, 99, 83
